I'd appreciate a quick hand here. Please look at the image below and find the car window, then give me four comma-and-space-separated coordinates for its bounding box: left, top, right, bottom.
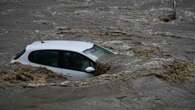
62, 51, 95, 72
29, 50, 59, 67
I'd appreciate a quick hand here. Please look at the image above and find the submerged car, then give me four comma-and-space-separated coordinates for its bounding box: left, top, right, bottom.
11, 40, 113, 80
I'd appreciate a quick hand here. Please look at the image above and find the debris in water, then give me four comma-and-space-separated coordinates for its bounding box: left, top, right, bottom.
0, 63, 67, 87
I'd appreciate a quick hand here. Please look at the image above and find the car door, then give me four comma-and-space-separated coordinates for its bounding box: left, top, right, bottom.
60, 51, 95, 80
28, 50, 63, 74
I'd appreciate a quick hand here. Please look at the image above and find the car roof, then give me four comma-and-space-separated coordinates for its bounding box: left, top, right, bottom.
26, 40, 94, 52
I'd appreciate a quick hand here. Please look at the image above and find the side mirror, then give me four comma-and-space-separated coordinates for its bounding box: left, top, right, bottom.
85, 67, 95, 73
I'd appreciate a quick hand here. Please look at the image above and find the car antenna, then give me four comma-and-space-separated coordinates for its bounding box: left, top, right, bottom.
35, 30, 45, 43
40, 38, 45, 43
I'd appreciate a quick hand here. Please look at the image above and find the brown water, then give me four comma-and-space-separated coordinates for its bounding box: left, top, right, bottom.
0, 0, 195, 110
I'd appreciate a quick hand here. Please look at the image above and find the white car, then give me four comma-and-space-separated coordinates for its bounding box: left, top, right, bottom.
11, 40, 113, 80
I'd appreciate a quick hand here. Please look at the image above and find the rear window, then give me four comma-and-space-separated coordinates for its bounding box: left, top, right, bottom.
14, 49, 25, 60
84, 45, 112, 59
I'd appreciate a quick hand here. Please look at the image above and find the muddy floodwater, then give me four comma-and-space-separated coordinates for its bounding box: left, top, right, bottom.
0, 0, 195, 110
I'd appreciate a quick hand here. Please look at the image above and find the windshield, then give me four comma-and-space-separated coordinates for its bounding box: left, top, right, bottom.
84, 45, 113, 59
